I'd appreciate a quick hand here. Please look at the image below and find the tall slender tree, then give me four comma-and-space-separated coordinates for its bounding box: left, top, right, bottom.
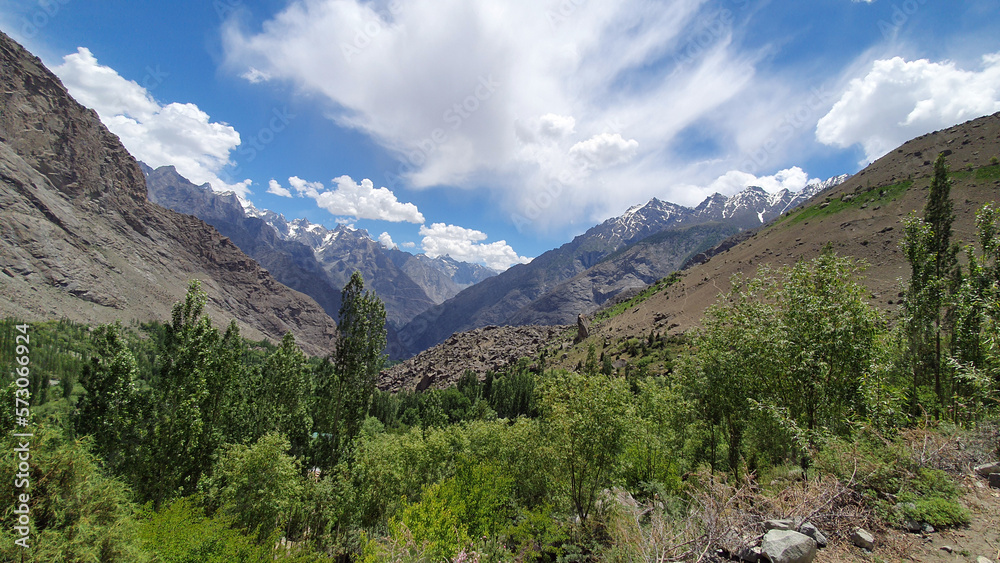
313, 271, 387, 468
924, 153, 960, 407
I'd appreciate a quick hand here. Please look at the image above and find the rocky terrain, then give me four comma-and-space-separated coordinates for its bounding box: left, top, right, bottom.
396, 176, 846, 356
378, 324, 568, 392
596, 111, 1000, 348
146, 164, 496, 333
0, 32, 338, 355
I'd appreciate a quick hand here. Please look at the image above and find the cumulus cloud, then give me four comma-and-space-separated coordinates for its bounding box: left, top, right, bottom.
54, 47, 251, 197
378, 231, 396, 249
419, 223, 531, 271
223, 0, 765, 229
569, 133, 640, 170
286, 175, 424, 223
817, 53, 1000, 164
267, 179, 293, 197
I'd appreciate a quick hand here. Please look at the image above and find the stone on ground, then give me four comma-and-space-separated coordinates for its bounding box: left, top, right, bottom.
760, 529, 817, 563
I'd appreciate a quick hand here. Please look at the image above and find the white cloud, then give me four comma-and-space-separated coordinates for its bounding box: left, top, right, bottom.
677, 166, 816, 204
241, 67, 271, 83
419, 223, 531, 271
378, 231, 397, 249
286, 175, 424, 223
267, 179, 293, 198
401, 241, 416, 249
569, 133, 640, 170
817, 53, 1000, 164
53, 47, 252, 198
223, 0, 768, 230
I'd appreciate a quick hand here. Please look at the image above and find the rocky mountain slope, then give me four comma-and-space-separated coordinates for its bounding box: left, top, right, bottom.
379, 324, 567, 392
0, 32, 337, 355
397, 177, 846, 356
381, 112, 999, 391
598, 112, 1000, 346
145, 164, 496, 332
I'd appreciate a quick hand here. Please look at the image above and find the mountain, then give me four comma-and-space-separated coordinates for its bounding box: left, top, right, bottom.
0, 32, 338, 355
397, 177, 847, 356
597, 112, 1000, 345
145, 164, 496, 334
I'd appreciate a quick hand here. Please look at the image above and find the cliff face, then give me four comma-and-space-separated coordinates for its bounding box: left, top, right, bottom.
0, 32, 337, 355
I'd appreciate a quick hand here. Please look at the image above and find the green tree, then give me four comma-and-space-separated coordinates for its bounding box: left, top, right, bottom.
0, 426, 149, 562
541, 369, 631, 522
688, 271, 782, 473
263, 333, 313, 457
201, 433, 305, 543
924, 153, 960, 407
74, 322, 144, 475
778, 250, 881, 440
140, 281, 233, 506
313, 271, 387, 468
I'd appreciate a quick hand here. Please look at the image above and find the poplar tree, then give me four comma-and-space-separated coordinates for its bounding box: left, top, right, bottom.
313, 271, 387, 468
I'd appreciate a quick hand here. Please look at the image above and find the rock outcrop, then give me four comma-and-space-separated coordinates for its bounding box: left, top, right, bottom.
378, 324, 567, 392
0, 32, 337, 355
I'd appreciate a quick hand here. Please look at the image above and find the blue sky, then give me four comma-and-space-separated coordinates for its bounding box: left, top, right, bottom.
2, 0, 999, 269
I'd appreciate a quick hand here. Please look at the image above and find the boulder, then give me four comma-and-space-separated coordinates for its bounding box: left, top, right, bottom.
574, 314, 590, 343
764, 519, 795, 531
851, 528, 875, 551
974, 462, 1000, 477
760, 530, 817, 563
989, 473, 1000, 489
976, 557, 994, 563
799, 522, 828, 548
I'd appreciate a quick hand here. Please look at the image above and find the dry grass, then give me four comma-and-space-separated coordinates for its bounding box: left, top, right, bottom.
603, 468, 872, 562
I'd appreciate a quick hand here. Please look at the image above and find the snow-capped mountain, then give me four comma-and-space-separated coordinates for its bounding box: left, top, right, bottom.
397, 175, 849, 356
145, 164, 497, 337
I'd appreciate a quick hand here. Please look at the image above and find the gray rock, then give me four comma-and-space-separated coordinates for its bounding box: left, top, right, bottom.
903, 518, 922, 533
735, 546, 764, 562
851, 528, 875, 551
940, 545, 954, 553
922, 522, 935, 534
974, 462, 1000, 477
574, 314, 590, 343
760, 530, 817, 563
798, 522, 828, 548
976, 557, 994, 563
989, 473, 1000, 489
764, 519, 795, 531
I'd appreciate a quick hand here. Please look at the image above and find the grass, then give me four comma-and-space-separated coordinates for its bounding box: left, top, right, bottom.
593, 272, 681, 323
781, 179, 914, 227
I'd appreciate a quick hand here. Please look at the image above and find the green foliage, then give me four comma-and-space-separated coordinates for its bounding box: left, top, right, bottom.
0, 425, 149, 562
541, 370, 632, 521
139, 281, 235, 506
137, 497, 270, 563
687, 252, 885, 472
782, 180, 913, 226
391, 461, 516, 560
201, 433, 305, 543
74, 321, 144, 475
313, 271, 387, 468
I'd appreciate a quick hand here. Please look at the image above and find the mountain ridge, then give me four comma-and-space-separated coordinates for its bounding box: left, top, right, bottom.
396, 175, 847, 356
0, 31, 338, 356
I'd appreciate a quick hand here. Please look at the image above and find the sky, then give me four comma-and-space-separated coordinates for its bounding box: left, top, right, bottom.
2, 0, 999, 270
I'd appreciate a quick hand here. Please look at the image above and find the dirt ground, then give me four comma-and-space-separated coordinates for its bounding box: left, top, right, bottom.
821, 474, 1000, 563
